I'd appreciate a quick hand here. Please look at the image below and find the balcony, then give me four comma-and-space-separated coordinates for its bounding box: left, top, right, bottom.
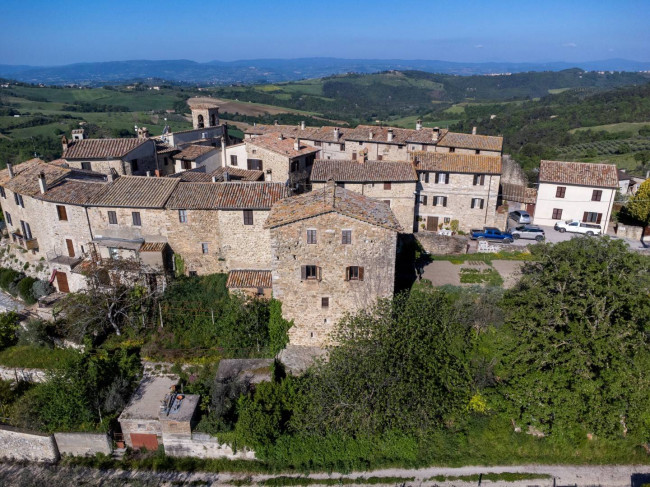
11, 232, 38, 251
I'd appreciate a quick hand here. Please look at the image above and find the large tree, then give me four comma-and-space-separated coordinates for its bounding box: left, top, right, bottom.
625, 179, 650, 225
497, 238, 650, 440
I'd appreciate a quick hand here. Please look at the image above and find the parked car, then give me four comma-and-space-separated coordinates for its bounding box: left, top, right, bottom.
554, 219, 603, 236
511, 225, 545, 241
470, 227, 514, 243
508, 210, 531, 224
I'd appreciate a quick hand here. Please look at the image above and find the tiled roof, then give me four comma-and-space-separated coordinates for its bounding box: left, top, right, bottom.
617, 169, 632, 181
0, 158, 71, 197
436, 132, 503, 152
63, 138, 149, 160
165, 182, 289, 210
311, 159, 417, 182
89, 176, 180, 208
169, 166, 264, 182
539, 160, 618, 188
411, 151, 502, 175
247, 134, 320, 158
140, 242, 168, 252
264, 182, 402, 232
500, 183, 537, 204
226, 270, 272, 289
38, 179, 107, 205
345, 125, 448, 145
175, 144, 218, 161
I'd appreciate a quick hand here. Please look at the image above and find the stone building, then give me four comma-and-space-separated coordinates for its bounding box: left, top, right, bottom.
534, 160, 618, 232
265, 182, 401, 347
173, 145, 222, 174
410, 151, 502, 232
310, 157, 418, 233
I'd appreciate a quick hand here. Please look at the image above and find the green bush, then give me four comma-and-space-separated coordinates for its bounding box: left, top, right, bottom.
17, 276, 37, 304
268, 299, 292, 356
17, 319, 53, 348
0, 268, 20, 290
0, 311, 20, 351
32, 279, 54, 300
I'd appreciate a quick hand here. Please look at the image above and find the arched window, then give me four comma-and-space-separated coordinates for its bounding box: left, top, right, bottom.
197, 114, 204, 129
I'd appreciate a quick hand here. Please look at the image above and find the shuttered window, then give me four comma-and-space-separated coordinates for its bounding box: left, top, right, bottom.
552, 208, 563, 219
471, 198, 484, 209
433, 196, 447, 207
301, 265, 321, 281
345, 266, 364, 281
321, 297, 329, 308
0, 187, 5, 198
179, 209, 187, 223
473, 174, 485, 186
14, 193, 24, 207
419, 195, 428, 206
583, 212, 602, 223
592, 190, 602, 202
556, 186, 566, 198
5, 212, 12, 225
243, 210, 254, 225
230, 155, 238, 166
202, 243, 209, 254
307, 229, 317, 244
108, 211, 117, 224
56, 205, 68, 221
436, 172, 449, 184
342, 230, 352, 244
132, 212, 141, 226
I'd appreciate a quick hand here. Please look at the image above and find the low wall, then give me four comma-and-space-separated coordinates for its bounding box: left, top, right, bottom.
616, 224, 644, 240
0, 365, 47, 383
54, 432, 112, 457
163, 433, 256, 460
0, 425, 59, 463
416, 233, 469, 255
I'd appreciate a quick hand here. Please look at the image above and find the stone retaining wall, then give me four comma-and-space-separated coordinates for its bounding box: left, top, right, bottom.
615, 224, 644, 240
54, 432, 112, 457
0, 425, 59, 463
416, 233, 469, 255
163, 433, 255, 460
0, 365, 47, 383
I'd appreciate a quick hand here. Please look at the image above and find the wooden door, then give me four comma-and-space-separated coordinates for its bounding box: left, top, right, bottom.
427, 216, 439, 231
66, 239, 75, 257
130, 433, 158, 451
526, 203, 536, 217
56, 272, 70, 293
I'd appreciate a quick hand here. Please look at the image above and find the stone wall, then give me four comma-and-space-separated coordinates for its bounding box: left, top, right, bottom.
615, 224, 644, 240
270, 212, 397, 347
88, 206, 169, 243
247, 142, 289, 182
53, 432, 112, 457
217, 209, 272, 270
163, 433, 255, 460
0, 365, 47, 383
416, 233, 469, 255
0, 425, 59, 463
120, 419, 162, 448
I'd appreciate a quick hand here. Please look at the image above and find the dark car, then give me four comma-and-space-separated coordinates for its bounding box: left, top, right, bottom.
510, 225, 545, 241
508, 210, 532, 224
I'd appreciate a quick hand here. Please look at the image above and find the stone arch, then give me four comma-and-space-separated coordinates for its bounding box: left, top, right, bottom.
197, 114, 204, 129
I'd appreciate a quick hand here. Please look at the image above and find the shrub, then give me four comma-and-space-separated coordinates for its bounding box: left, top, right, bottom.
0, 268, 20, 290
0, 311, 20, 351
32, 279, 54, 300
18, 319, 53, 348
268, 299, 292, 356
17, 276, 37, 304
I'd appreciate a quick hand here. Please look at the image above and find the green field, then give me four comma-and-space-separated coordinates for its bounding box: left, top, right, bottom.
569, 121, 650, 135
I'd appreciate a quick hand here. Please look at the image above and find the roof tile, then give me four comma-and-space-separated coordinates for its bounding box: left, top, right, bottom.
311, 159, 417, 182
166, 182, 289, 210
226, 270, 272, 289
539, 160, 618, 188
410, 151, 502, 175
89, 176, 180, 208
248, 133, 320, 158
63, 138, 149, 160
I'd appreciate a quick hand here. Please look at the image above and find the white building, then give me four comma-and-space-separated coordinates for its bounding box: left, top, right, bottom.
534, 160, 618, 232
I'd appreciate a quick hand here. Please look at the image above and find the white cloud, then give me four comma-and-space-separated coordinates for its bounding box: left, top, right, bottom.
475, 44, 484, 48
563, 42, 578, 48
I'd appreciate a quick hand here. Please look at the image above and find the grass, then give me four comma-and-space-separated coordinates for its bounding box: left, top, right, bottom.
433, 250, 536, 266
569, 121, 650, 135
248, 476, 417, 486
459, 268, 504, 287
428, 473, 552, 482
0, 345, 80, 369
548, 87, 572, 94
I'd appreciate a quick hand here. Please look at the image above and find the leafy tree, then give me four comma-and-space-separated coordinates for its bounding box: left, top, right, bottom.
625, 179, 650, 225
0, 311, 20, 351
268, 299, 292, 356
496, 238, 650, 440
634, 151, 650, 164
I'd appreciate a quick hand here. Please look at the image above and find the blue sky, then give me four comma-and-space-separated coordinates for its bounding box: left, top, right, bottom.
0, 0, 648, 65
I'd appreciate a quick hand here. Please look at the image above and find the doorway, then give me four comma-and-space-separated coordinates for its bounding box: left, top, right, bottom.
426, 216, 439, 232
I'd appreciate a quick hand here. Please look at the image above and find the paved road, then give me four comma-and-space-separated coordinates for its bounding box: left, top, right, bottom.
0, 290, 24, 312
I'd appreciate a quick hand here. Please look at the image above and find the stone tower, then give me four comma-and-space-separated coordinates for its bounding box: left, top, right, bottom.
190, 101, 220, 130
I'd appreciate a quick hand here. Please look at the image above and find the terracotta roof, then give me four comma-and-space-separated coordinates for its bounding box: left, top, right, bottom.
89, 176, 180, 208
311, 159, 417, 182
63, 138, 149, 160
169, 166, 264, 182
0, 158, 71, 197
411, 151, 502, 175
436, 132, 503, 152
264, 182, 402, 232
38, 179, 107, 205
175, 144, 218, 161
226, 270, 272, 289
140, 242, 168, 252
500, 183, 538, 205
345, 125, 448, 145
165, 182, 289, 210
539, 160, 618, 188
617, 169, 632, 181
247, 134, 320, 158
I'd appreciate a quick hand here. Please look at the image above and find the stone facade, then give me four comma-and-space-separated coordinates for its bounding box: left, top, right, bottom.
53, 432, 113, 457
65, 140, 159, 176
269, 212, 398, 347
415, 172, 501, 232
0, 426, 59, 463
415, 233, 469, 255
245, 139, 316, 189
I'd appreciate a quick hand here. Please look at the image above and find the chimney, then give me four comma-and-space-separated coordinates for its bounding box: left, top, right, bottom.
137, 127, 150, 139
416, 119, 422, 131
211, 175, 218, 183
146, 170, 152, 177
333, 127, 340, 140
220, 136, 227, 168
472, 126, 477, 135
432, 127, 440, 142
71, 128, 85, 141
278, 133, 284, 140
359, 150, 366, 164
6, 163, 14, 178
61, 135, 68, 152
274, 119, 279, 126
294, 138, 300, 151
300, 121, 306, 130
369, 130, 373, 140
38, 171, 47, 194
387, 128, 394, 142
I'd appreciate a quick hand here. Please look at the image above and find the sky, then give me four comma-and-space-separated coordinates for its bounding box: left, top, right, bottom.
0, 0, 649, 65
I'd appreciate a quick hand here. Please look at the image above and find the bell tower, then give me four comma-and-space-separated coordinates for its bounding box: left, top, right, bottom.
190, 101, 220, 129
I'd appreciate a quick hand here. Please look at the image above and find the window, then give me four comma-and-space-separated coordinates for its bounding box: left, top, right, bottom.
307, 229, 317, 244
358, 141, 363, 146
202, 243, 209, 254
130, 159, 138, 172
164, 157, 169, 166
290, 160, 299, 172
132, 211, 141, 226
339, 144, 345, 151
449, 147, 456, 153
352, 152, 357, 160
583, 212, 602, 223
189, 270, 198, 277
247, 159, 263, 171
419, 195, 428, 206
475, 149, 480, 155
301, 265, 321, 281
243, 210, 254, 225
336, 182, 345, 188
436, 172, 449, 184
473, 174, 485, 186
384, 182, 392, 190
444, 217, 451, 224
321, 297, 329, 308
342, 230, 352, 244
552, 208, 563, 220
179, 209, 187, 223
471, 198, 484, 209
383, 200, 391, 207
314, 141, 321, 147
0, 187, 5, 198
81, 162, 91, 171
108, 247, 119, 260
229, 154, 238, 166
420, 172, 429, 183
592, 190, 602, 202
56, 205, 68, 221
20, 220, 32, 240
181, 160, 191, 170
345, 266, 364, 281
108, 211, 117, 225
556, 186, 566, 198
433, 196, 447, 207
5, 212, 11, 225
14, 193, 24, 208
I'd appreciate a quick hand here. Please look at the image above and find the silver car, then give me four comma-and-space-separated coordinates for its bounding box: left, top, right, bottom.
511, 225, 545, 242
509, 210, 531, 224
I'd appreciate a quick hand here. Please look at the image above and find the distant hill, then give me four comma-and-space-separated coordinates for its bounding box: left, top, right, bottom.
2, 57, 650, 86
